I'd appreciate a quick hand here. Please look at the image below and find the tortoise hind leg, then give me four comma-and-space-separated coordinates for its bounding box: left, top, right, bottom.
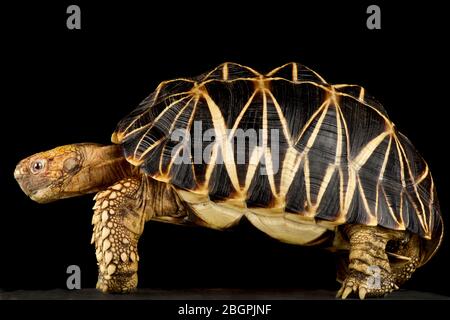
336, 224, 404, 299
388, 234, 421, 287
92, 177, 146, 293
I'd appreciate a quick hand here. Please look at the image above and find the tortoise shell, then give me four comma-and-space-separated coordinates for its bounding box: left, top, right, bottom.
112, 62, 442, 245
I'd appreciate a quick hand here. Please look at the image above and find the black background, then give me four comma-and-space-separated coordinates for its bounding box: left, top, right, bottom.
1, 1, 449, 296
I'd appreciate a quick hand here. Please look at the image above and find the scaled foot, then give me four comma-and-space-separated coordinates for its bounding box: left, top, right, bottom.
336, 269, 398, 299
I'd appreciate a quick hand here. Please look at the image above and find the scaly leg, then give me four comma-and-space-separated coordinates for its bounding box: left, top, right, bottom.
389, 234, 420, 287
336, 225, 400, 299
91, 177, 145, 293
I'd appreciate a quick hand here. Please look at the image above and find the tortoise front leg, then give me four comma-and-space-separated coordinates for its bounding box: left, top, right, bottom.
91, 177, 145, 293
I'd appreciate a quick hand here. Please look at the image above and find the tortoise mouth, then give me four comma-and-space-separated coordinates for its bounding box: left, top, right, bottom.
29, 191, 54, 204
14, 166, 31, 195
16, 179, 54, 204
14, 164, 26, 181
14, 174, 35, 197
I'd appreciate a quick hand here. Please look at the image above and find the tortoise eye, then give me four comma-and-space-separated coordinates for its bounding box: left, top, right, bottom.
30, 159, 46, 174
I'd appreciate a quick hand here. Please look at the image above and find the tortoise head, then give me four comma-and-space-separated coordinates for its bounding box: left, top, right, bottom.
14, 143, 128, 204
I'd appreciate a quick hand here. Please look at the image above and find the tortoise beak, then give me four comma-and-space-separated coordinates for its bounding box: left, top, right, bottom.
14, 162, 32, 196
14, 163, 25, 181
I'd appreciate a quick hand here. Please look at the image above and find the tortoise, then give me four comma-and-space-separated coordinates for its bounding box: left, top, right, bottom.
14, 62, 443, 299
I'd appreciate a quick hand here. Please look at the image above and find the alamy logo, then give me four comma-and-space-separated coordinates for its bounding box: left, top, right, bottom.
366, 265, 381, 289
66, 265, 81, 289
366, 5, 381, 30
170, 121, 280, 175
66, 5, 81, 30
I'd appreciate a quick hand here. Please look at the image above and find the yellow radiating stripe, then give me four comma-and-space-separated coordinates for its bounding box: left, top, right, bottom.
375, 136, 392, 217
228, 90, 258, 140
330, 83, 392, 128
202, 62, 261, 81
202, 64, 226, 81
125, 138, 164, 166
304, 156, 312, 207
415, 165, 429, 185
203, 143, 220, 191
279, 148, 302, 198
378, 136, 392, 181
359, 87, 365, 101
334, 99, 352, 215
333, 84, 366, 101
120, 79, 195, 139
331, 91, 343, 165
292, 63, 298, 81
428, 176, 435, 234
264, 148, 278, 194
338, 167, 345, 215
393, 137, 406, 188
381, 186, 402, 228
119, 80, 168, 138
352, 132, 390, 171
332, 94, 347, 215
134, 95, 191, 160
296, 101, 331, 207
394, 134, 428, 233
166, 97, 195, 135
304, 104, 330, 151
158, 97, 195, 175
333, 84, 354, 89
266, 62, 293, 77
121, 91, 193, 141
344, 169, 357, 214
117, 122, 152, 145
266, 90, 293, 147
399, 191, 404, 226
202, 91, 241, 194
244, 147, 263, 191
339, 92, 392, 129
294, 98, 330, 145
223, 63, 229, 81
314, 165, 336, 209
262, 90, 278, 198
165, 98, 199, 175
357, 175, 377, 224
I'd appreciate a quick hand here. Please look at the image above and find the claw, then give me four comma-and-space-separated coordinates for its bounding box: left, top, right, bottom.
359, 287, 367, 300
336, 287, 344, 298
342, 286, 353, 299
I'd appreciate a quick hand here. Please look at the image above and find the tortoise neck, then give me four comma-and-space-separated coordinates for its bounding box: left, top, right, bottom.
63, 144, 136, 196
143, 177, 186, 221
